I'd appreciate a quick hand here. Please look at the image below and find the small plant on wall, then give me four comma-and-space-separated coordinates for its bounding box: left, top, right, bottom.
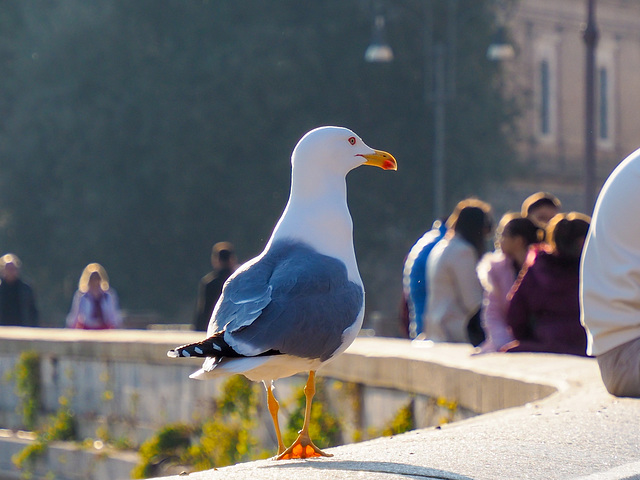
5, 350, 41, 430
12, 392, 77, 473
6, 352, 78, 475
382, 399, 415, 437
132, 375, 269, 478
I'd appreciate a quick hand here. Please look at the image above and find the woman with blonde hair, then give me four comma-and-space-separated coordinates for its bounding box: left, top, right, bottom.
66, 263, 122, 329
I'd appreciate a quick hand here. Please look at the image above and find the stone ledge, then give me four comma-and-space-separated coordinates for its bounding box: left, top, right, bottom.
0, 327, 566, 415
0, 326, 203, 365
3, 327, 631, 480
152, 340, 639, 480
321, 338, 567, 414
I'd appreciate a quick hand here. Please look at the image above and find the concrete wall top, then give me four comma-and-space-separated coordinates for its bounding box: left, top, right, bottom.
0, 327, 600, 415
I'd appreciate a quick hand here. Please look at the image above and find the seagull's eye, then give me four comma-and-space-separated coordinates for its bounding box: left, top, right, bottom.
348, 136, 356, 145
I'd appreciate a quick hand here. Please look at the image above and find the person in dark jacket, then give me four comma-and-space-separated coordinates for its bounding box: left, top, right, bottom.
193, 242, 238, 331
0, 254, 38, 327
505, 213, 590, 356
520, 191, 562, 228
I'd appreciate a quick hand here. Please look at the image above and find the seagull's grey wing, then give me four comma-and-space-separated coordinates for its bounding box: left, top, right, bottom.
208, 254, 275, 335
225, 241, 364, 361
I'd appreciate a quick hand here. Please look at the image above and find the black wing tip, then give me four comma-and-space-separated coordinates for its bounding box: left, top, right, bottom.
167, 343, 208, 358
167, 333, 232, 359
167, 333, 282, 360
167, 346, 193, 358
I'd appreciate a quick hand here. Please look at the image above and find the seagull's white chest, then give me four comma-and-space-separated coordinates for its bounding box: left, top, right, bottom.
270, 182, 362, 285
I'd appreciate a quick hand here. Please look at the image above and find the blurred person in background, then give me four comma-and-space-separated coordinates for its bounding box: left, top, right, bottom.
521, 191, 562, 228
505, 213, 590, 356
424, 199, 493, 345
520, 191, 562, 267
476, 214, 541, 353
402, 218, 447, 338
193, 241, 238, 332
0, 253, 38, 327
66, 263, 122, 329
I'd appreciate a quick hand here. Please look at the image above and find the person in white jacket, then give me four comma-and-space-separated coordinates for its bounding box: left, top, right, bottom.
580, 147, 640, 398
424, 199, 493, 344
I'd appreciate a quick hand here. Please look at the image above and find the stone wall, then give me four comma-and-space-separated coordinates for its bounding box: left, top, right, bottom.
0, 327, 560, 479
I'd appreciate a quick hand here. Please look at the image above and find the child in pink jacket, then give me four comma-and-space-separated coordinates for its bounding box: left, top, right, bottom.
477, 214, 541, 353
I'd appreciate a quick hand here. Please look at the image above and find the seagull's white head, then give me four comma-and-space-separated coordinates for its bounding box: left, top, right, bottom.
291, 126, 397, 175
271, 126, 397, 280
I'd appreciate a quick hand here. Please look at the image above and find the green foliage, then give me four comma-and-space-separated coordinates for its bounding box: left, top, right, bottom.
436, 396, 458, 425
46, 395, 76, 441
131, 424, 194, 479
12, 394, 77, 472
6, 353, 77, 475
11, 440, 46, 473
5, 351, 41, 430
216, 374, 257, 420
186, 414, 263, 472
283, 377, 341, 449
132, 375, 265, 478
0, 0, 517, 322
186, 375, 265, 471
382, 401, 415, 437
133, 375, 345, 477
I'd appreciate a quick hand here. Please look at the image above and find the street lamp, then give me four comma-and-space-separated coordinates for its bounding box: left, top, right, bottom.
365, 2, 513, 220
364, 6, 455, 221
487, 27, 515, 61
364, 16, 394, 63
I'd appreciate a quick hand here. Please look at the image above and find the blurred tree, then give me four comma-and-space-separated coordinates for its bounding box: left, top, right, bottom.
0, 0, 517, 326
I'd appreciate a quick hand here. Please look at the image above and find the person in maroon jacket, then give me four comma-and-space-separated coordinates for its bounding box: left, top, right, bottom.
505, 213, 591, 356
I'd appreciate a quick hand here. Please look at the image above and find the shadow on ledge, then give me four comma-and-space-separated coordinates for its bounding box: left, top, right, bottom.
257, 459, 473, 480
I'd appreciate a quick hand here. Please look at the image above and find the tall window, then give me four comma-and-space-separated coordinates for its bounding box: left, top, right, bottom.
598, 67, 608, 140
598, 66, 611, 143
596, 43, 616, 149
534, 37, 558, 141
540, 60, 551, 135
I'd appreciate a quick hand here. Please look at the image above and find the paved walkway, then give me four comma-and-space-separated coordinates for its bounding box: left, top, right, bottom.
153, 339, 640, 480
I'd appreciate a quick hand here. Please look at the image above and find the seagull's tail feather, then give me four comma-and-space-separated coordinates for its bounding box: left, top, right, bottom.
167, 332, 235, 359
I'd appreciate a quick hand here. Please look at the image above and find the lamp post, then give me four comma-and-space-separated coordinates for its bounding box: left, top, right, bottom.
365, 2, 513, 220
583, 0, 598, 214
432, 42, 446, 220
364, 3, 458, 221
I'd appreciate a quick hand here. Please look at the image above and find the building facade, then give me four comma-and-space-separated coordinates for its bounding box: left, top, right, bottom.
489, 0, 640, 215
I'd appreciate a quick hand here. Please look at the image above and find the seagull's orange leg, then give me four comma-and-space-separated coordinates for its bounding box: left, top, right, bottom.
276, 371, 333, 460
265, 381, 286, 455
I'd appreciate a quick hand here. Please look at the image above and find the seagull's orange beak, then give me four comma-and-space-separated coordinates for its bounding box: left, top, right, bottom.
360, 149, 397, 171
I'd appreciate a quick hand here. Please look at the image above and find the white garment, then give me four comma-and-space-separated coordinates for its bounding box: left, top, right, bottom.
580, 147, 640, 356
424, 235, 483, 343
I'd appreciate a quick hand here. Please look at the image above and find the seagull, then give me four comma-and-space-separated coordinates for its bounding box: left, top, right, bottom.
168, 126, 396, 460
